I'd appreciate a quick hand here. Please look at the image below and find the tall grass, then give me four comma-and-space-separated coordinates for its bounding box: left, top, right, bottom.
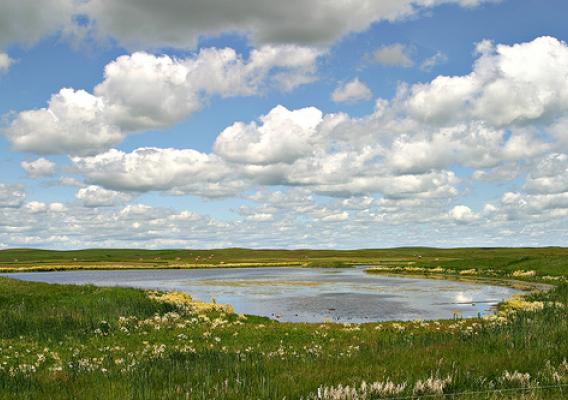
1, 275, 568, 399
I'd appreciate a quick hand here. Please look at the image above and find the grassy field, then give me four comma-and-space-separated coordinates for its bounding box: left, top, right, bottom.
1, 248, 568, 399
2, 247, 568, 280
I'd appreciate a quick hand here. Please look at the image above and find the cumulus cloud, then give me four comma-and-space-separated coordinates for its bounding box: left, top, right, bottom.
65, 103, 464, 200
405, 36, 568, 127
0, 187, 566, 249
21, 158, 56, 179
214, 105, 324, 165
523, 153, 568, 195
59, 37, 568, 210
96, 46, 322, 131
373, 43, 414, 67
0, 184, 25, 208
72, 148, 243, 198
4, 46, 322, 155
384, 123, 550, 174
472, 163, 521, 182
256, 38, 568, 195
496, 190, 568, 221
5, 36, 568, 248
331, 78, 372, 103
75, 185, 132, 207
467, 151, 568, 224
6, 89, 123, 155
25, 201, 66, 214
0, 201, 235, 249
449, 205, 479, 223
4, 6, 568, 249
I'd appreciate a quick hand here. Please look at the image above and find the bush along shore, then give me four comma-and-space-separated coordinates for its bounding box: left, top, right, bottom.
1, 247, 568, 399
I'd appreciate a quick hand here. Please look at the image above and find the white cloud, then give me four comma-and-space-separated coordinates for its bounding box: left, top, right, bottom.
406, 36, 568, 127
420, 51, 448, 71
496, 190, 568, 221
72, 148, 243, 198
4, 46, 322, 155
71, 113, 463, 200
96, 46, 322, 132
49, 202, 67, 212
95, 52, 202, 132
337, 171, 459, 199
23, 201, 67, 214
21, 158, 56, 179
473, 152, 568, 223
523, 153, 568, 195
0, 184, 25, 208
214, 105, 324, 165
242, 155, 460, 200
4, 36, 568, 248
331, 78, 372, 103
548, 117, 568, 148
385, 123, 501, 173
60, 37, 568, 209
0, 201, 257, 249
472, 163, 520, 182
6, 88, 123, 156
24, 201, 47, 213
373, 43, 414, 67
0, 52, 13, 72
0, 188, 567, 249
384, 124, 549, 174
75, 185, 132, 207
247, 45, 323, 91
449, 205, 479, 223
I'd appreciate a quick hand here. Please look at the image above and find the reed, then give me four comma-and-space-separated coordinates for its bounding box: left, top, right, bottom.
1, 273, 567, 399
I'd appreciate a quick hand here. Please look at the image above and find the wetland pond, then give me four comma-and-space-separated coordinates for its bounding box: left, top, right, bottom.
3, 267, 522, 323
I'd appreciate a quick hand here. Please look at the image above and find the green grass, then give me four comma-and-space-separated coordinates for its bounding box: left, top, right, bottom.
2, 247, 568, 278
1, 248, 568, 399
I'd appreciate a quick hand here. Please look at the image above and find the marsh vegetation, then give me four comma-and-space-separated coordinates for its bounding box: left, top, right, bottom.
1, 248, 568, 399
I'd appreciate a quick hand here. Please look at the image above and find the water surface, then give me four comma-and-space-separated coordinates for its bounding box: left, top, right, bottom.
2, 267, 521, 323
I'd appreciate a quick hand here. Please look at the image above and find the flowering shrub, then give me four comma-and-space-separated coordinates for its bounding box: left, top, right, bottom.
147, 290, 234, 314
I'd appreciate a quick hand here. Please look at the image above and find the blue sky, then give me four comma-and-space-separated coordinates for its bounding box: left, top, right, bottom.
1, 0, 568, 249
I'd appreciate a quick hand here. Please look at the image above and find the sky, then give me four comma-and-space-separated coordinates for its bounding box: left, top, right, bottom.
1, 0, 568, 249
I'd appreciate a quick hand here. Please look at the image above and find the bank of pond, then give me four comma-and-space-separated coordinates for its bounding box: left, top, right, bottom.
0, 267, 567, 399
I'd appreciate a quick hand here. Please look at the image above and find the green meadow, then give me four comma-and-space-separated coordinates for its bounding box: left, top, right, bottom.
1, 247, 568, 399
2, 247, 568, 276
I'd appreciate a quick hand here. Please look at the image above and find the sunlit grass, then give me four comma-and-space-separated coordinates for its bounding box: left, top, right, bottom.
1, 247, 568, 399
2, 247, 568, 279
1, 275, 568, 399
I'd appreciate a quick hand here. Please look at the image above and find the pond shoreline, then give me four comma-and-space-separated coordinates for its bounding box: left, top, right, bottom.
0, 261, 308, 273
2, 266, 524, 323
1, 261, 556, 292
363, 269, 555, 292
